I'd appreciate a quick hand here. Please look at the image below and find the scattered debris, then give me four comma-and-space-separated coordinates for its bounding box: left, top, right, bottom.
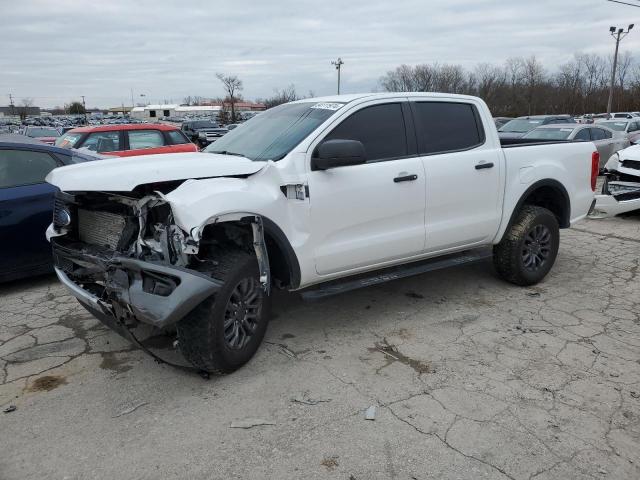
365, 405, 376, 420
112, 402, 149, 418
369, 340, 431, 375
230, 418, 276, 429
526, 291, 541, 297
321, 456, 339, 471
405, 291, 424, 299
610, 373, 620, 378
631, 391, 639, 399
265, 341, 296, 358
3, 405, 17, 414
281, 333, 295, 340
514, 325, 553, 334
291, 392, 331, 406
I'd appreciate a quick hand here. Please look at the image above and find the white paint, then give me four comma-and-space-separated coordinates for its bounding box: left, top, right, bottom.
47, 93, 596, 290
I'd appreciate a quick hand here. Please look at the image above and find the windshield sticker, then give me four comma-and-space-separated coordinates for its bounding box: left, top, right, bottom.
529, 120, 542, 124
310, 102, 343, 111
560, 128, 573, 132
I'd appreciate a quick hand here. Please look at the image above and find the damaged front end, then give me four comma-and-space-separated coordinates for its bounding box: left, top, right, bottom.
591, 152, 640, 218
49, 189, 267, 336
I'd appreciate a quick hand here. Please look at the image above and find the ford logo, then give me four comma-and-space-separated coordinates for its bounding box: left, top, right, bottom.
55, 208, 72, 227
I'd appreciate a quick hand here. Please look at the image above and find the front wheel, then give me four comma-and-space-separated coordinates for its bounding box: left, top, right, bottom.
176, 249, 271, 374
493, 205, 560, 286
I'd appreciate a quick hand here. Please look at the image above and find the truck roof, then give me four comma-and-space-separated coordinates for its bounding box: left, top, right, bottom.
291, 92, 485, 105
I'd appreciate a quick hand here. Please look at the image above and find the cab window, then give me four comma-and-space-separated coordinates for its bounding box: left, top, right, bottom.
324, 103, 407, 161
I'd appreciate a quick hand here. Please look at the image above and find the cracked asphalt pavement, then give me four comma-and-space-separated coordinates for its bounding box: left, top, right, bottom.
1, 215, 639, 479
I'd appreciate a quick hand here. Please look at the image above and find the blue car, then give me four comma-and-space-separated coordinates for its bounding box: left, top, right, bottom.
0, 135, 99, 282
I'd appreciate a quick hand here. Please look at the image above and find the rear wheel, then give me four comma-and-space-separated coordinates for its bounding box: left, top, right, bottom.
176, 248, 271, 374
493, 205, 559, 286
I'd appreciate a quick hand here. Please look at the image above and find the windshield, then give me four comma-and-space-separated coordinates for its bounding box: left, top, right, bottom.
600, 121, 627, 131
523, 128, 573, 140
498, 118, 544, 133
55, 132, 84, 148
204, 102, 342, 161
27, 127, 60, 137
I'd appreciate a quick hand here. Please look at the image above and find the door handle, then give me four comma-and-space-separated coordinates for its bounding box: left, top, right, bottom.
394, 174, 418, 183
475, 162, 494, 170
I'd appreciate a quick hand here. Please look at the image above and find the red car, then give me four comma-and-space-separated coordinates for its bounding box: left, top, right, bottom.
55, 124, 198, 157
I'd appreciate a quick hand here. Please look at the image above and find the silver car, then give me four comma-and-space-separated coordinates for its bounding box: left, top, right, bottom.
522, 124, 629, 169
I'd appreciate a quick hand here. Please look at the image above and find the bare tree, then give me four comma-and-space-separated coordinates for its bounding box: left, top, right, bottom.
473, 63, 506, 108
261, 84, 300, 109
216, 73, 243, 122
522, 56, 545, 115
17, 98, 34, 121
615, 51, 633, 110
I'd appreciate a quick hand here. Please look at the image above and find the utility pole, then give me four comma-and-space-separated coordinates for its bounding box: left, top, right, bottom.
81, 95, 88, 124
331, 57, 344, 95
8, 93, 14, 116
607, 24, 633, 115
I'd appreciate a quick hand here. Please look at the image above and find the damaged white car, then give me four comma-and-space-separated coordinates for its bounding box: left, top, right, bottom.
46, 93, 597, 374
591, 145, 640, 217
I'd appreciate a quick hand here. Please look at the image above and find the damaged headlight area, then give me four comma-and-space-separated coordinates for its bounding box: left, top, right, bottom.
51, 190, 220, 330
591, 152, 640, 218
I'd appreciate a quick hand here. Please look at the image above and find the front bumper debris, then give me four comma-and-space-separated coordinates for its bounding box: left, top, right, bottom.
590, 180, 640, 218
53, 243, 221, 330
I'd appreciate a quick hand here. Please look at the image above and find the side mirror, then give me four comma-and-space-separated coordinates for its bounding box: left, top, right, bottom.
311, 139, 366, 171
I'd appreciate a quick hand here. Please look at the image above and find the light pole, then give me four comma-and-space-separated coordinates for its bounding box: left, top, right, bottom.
331, 57, 344, 95
607, 24, 633, 115
81, 95, 87, 124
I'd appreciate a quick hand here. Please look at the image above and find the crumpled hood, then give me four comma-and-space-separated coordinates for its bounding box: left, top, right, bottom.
619, 144, 640, 161
46, 151, 266, 192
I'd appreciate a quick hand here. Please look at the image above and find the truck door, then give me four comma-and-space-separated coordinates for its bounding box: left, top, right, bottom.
308, 101, 426, 275
410, 100, 503, 252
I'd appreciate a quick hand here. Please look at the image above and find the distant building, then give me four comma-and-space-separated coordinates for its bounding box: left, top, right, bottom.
0, 105, 41, 117
203, 101, 266, 111
130, 104, 221, 119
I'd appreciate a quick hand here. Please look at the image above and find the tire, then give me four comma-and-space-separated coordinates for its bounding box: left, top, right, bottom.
176, 248, 271, 374
493, 205, 560, 286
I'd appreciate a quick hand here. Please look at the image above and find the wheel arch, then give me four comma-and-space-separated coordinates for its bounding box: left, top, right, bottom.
197, 212, 301, 290
500, 179, 571, 242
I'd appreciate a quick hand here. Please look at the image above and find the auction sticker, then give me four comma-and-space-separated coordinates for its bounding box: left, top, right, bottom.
310, 102, 344, 111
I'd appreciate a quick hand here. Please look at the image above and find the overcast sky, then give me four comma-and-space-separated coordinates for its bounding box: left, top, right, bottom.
2, 0, 640, 108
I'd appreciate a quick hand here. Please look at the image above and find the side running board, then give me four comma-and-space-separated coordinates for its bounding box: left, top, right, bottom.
300, 247, 493, 301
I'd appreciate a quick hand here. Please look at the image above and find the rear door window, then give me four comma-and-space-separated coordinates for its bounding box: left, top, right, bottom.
128, 130, 165, 149
0, 149, 60, 188
574, 129, 591, 141
412, 102, 484, 155
166, 130, 190, 145
324, 103, 408, 161
82, 131, 121, 152
590, 128, 606, 141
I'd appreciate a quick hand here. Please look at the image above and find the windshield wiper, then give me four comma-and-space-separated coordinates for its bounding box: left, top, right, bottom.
209, 150, 245, 157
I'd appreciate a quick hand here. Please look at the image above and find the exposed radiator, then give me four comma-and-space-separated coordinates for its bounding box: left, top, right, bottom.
77, 209, 126, 250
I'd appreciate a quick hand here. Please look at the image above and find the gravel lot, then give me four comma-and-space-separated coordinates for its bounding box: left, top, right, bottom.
1, 215, 639, 480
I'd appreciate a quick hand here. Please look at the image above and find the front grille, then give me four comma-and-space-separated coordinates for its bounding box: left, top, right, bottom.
621, 159, 640, 170
78, 209, 126, 250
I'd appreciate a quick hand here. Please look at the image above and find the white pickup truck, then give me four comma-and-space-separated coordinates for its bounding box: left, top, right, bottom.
46, 93, 597, 374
